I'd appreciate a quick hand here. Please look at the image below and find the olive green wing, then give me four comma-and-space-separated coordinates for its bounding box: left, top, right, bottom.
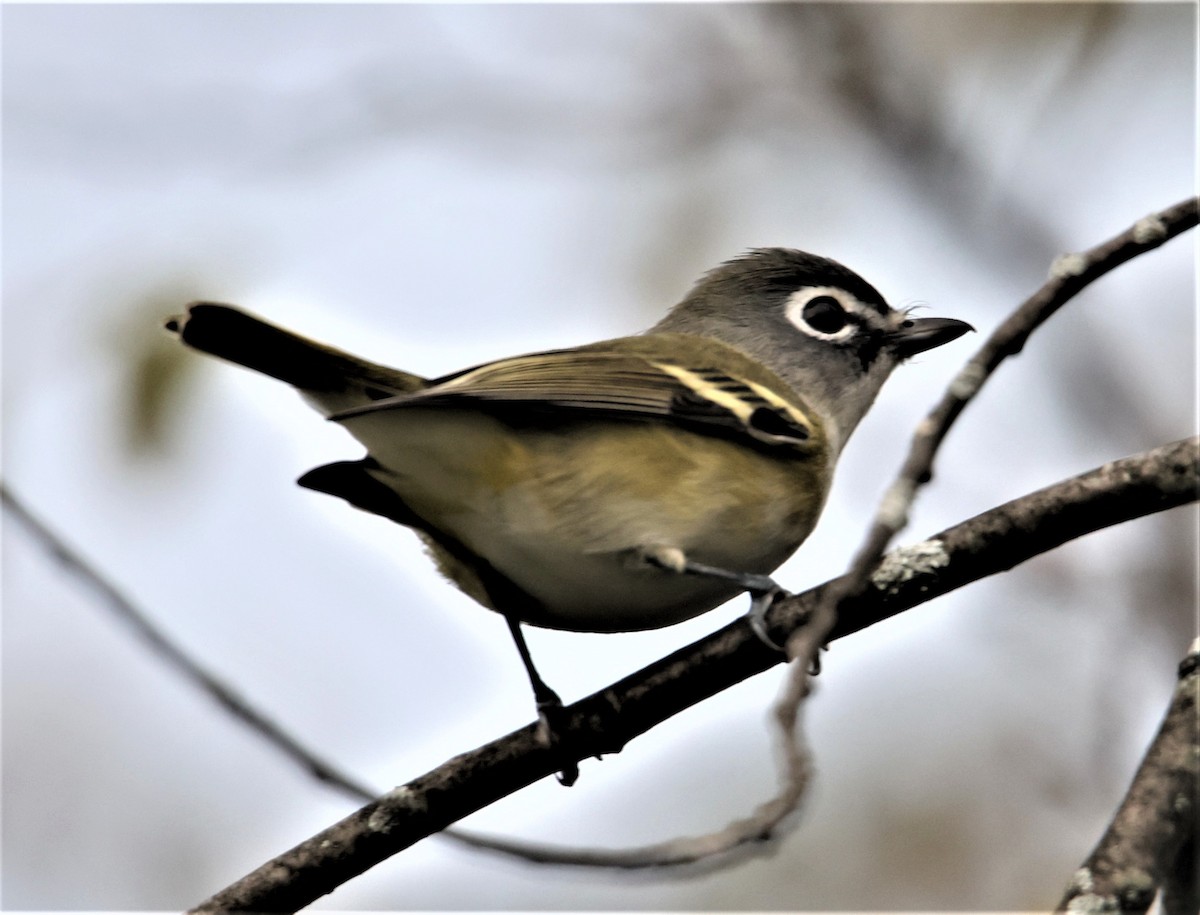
330, 338, 817, 453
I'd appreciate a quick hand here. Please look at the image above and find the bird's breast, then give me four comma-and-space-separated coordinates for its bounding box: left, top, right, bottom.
344, 409, 831, 632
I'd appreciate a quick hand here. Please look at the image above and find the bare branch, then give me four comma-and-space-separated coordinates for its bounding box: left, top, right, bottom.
1056, 642, 1200, 914
0, 483, 376, 804
726, 196, 1200, 871
812, 196, 1199, 638
186, 438, 1198, 911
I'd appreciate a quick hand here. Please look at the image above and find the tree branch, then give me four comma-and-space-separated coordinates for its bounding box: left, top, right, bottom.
804, 195, 1199, 638
1056, 642, 1200, 914
188, 437, 1199, 911
735, 195, 1200, 870
0, 483, 377, 804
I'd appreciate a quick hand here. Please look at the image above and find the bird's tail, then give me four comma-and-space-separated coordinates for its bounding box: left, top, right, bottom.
165, 302, 426, 414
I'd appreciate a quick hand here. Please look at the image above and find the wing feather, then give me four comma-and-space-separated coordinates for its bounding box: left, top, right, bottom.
330, 342, 816, 453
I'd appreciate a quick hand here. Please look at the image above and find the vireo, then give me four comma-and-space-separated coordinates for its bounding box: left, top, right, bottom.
166, 249, 970, 731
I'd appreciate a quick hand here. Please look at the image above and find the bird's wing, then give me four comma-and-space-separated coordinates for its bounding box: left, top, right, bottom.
330, 341, 816, 452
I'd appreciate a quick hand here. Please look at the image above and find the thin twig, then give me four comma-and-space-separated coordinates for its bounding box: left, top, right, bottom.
0, 483, 377, 803
832, 196, 1199, 600
737, 196, 1200, 865
179, 437, 1197, 909
1056, 640, 1200, 914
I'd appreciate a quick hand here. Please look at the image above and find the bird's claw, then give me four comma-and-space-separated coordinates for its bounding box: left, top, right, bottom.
533, 695, 579, 787
746, 584, 790, 653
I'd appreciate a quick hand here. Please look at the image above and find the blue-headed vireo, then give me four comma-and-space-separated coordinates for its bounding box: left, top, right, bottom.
166, 249, 970, 738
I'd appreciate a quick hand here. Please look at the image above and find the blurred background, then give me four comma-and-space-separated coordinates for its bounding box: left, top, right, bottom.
3, 3, 1196, 910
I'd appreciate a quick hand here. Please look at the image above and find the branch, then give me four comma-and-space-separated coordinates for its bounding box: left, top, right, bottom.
808, 196, 1199, 636
737, 196, 1200, 868
1056, 642, 1200, 914
0, 483, 377, 804
189, 437, 1198, 911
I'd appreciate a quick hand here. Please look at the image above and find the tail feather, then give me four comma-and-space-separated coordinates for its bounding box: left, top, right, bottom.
297, 459, 426, 530
165, 302, 425, 413
298, 459, 540, 618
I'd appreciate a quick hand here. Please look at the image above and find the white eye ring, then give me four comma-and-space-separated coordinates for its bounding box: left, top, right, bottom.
784, 286, 868, 341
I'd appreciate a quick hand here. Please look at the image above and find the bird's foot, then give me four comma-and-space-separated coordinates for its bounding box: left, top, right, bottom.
532, 688, 579, 787
637, 546, 794, 654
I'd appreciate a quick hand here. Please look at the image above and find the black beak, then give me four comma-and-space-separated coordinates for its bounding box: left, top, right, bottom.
891, 316, 974, 358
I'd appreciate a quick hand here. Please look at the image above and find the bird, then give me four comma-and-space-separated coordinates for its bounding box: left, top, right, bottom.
166, 248, 971, 782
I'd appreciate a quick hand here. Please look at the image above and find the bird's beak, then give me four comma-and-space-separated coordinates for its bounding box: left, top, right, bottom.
890, 316, 974, 358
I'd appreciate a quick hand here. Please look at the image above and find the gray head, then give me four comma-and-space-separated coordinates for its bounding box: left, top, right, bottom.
651, 248, 971, 454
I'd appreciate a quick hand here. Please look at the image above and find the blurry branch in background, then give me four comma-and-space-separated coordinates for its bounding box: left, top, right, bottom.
801, 4, 1118, 271
0, 484, 377, 804
1056, 644, 1199, 915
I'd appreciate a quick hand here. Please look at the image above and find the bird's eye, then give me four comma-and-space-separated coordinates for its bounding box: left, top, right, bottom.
784, 287, 864, 341
801, 296, 849, 334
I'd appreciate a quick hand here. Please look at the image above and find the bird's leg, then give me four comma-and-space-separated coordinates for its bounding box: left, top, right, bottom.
505, 616, 579, 787
638, 545, 791, 653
